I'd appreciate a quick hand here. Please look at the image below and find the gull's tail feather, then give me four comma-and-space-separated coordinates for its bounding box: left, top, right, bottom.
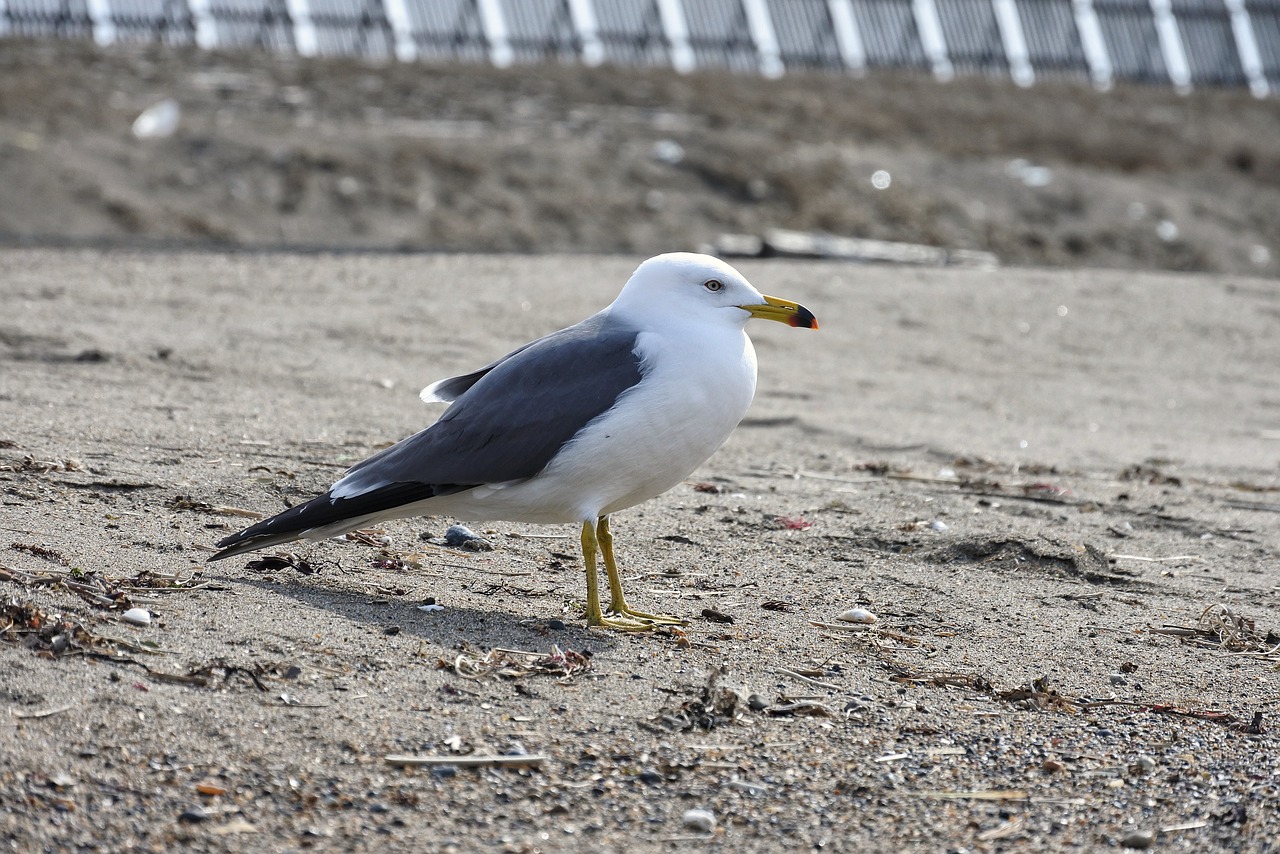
209, 482, 457, 562
209, 529, 313, 562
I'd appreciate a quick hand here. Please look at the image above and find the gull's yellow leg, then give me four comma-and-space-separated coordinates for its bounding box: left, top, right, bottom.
580, 521, 655, 631
598, 517, 688, 626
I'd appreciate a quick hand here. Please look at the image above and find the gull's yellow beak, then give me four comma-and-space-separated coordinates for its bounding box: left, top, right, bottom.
742, 294, 819, 329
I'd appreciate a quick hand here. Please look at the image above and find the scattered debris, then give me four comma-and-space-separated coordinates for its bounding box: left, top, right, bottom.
700, 607, 734, 624
371, 549, 423, 571
245, 553, 316, 574
760, 600, 796, 612
930, 538, 1135, 586
769, 515, 813, 531
766, 700, 836, 717
0, 566, 200, 612
166, 495, 264, 518
344, 528, 392, 548
10, 542, 70, 565
1149, 604, 1279, 661
2, 598, 120, 659
440, 645, 591, 682
883, 664, 1081, 714
648, 668, 742, 732
1119, 464, 1182, 486
0, 455, 85, 474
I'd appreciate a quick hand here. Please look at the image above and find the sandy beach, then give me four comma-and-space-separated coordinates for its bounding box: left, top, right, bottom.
2, 249, 1278, 851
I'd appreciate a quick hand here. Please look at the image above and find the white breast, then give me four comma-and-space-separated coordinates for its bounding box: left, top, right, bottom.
436, 321, 758, 524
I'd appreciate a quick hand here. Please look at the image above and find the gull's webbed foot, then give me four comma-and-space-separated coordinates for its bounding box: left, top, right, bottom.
580, 517, 689, 631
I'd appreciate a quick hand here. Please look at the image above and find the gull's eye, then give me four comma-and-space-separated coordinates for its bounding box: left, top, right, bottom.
703, 279, 724, 293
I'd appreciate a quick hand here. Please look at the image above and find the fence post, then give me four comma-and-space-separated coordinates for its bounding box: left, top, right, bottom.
567, 0, 605, 65
913, 0, 955, 80
743, 0, 784, 76
1149, 0, 1192, 90
382, 0, 418, 61
85, 0, 117, 44
1224, 0, 1270, 96
284, 0, 318, 55
476, 0, 513, 66
1072, 0, 1113, 89
656, 0, 696, 72
827, 0, 867, 73
186, 0, 218, 49
992, 0, 1035, 85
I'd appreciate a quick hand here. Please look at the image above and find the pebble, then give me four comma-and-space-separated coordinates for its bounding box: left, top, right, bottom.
651, 139, 685, 165
122, 608, 151, 626
682, 808, 716, 833
1130, 755, 1157, 775
929, 519, 948, 531
430, 765, 458, 779
747, 693, 769, 711
132, 99, 181, 139
837, 607, 878, 624
548, 619, 567, 631
1109, 673, 1127, 686
177, 806, 208, 824
443, 524, 494, 551
1120, 830, 1155, 849
638, 768, 663, 785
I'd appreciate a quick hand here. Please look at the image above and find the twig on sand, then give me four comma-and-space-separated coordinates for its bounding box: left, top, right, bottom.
774, 667, 840, 690
9, 703, 76, 719
908, 789, 1029, 801
384, 754, 546, 769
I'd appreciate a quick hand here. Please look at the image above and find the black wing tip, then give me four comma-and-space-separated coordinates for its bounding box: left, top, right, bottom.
206, 482, 447, 563
207, 533, 280, 562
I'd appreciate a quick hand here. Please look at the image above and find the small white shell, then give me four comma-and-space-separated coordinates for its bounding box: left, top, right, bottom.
837, 607, 878, 624
122, 608, 151, 626
682, 808, 717, 833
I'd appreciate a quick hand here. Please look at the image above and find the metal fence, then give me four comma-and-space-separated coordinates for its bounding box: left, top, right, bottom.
0, 0, 1274, 94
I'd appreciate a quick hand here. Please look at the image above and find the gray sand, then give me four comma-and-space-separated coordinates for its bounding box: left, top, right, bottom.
2, 250, 1278, 852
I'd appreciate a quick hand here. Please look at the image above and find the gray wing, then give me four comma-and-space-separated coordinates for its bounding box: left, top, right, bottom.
419, 338, 542, 403
339, 314, 643, 492
211, 314, 642, 558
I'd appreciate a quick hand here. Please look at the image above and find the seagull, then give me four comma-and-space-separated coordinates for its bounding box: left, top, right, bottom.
210, 253, 817, 630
